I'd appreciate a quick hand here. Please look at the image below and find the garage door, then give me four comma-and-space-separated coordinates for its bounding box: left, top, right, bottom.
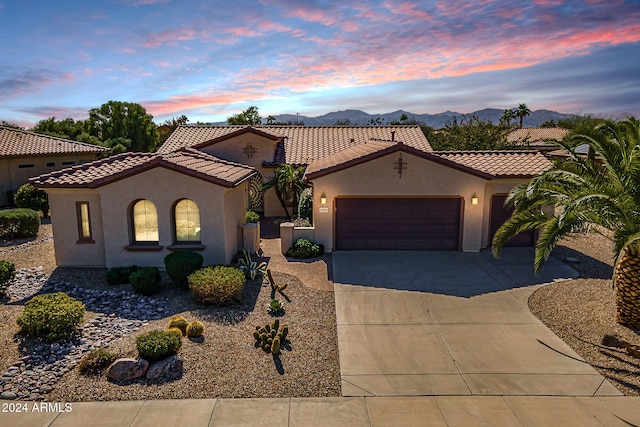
335, 198, 461, 250
489, 195, 535, 247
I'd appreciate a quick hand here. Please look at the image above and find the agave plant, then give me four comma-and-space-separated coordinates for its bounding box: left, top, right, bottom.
268, 299, 285, 315
238, 250, 267, 280
492, 116, 640, 329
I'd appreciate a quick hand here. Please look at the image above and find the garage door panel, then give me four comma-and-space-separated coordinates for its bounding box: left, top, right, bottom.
490, 195, 535, 247
335, 198, 461, 250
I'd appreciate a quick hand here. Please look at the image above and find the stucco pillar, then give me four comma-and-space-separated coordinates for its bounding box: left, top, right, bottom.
280, 222, 294, 254
241, 222, 260, 254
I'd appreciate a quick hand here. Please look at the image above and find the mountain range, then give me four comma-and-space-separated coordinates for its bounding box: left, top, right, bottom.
264, 108, 575, 128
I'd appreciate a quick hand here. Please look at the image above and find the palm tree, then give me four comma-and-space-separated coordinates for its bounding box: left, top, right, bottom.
492, 116, 640, 329
515, 103, 531, 127
501, 109, 515, 126
263, 164, 308, 219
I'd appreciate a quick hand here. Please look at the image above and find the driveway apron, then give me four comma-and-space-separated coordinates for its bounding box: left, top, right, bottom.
333, 248, 623, 397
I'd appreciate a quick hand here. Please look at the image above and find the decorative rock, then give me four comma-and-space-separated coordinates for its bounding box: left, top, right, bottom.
145, 355, 183, 381
0, 391, 17, 400
106, 358, 149, 381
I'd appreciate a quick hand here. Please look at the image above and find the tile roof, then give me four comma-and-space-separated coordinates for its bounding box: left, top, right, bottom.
159, 125, 432, 164
30, 148, 255, 189
433, 150, 552, 178
506, 127, 568, 146
305, 140, 552, 180
0, 126, 109, 157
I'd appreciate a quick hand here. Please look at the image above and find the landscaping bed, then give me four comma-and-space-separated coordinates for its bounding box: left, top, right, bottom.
531, 231, 640, 396
0, 225, 340, 401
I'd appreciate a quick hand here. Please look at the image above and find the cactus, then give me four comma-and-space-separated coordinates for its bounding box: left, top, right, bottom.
186, 320, 204, 338
273, 318, 279, 331
272, 336, 281, 354
266, 268, 288, 295
166, 327, 183, 338
253, 330, 260, 341
168, 316, 189, 335
281, 325, 288, 340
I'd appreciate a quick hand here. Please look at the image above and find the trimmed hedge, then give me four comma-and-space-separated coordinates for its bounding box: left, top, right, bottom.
129, 267, 161, 296
164, 251, 203, 289
188, 266, 245, 305
16, 292, 85, 340
0, 208, 40, 238
15, 183, 49, 218
105, 265, 139, 286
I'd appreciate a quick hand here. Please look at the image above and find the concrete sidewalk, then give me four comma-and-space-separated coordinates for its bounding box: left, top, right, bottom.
3, 396, 640, 426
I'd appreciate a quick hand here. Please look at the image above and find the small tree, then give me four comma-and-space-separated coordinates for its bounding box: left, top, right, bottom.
15, 184, 49, 218
227, 106, 262, 125
263, 164, 308, 219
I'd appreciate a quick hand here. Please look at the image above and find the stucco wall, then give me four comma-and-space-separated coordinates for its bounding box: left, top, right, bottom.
0, 154, 99, 206
197, 134, 287, 217
47, 188, 106, 267
224, 180, 248, 263
94, 166, 244, 268
309, 152, 490, 252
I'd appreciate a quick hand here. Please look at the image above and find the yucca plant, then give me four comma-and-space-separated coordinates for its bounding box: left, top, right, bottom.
492, 116, 640, 329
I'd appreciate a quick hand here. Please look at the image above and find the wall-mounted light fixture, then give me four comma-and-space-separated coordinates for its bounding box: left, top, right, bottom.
471, 194, 479, 205
320, 193, 327, 205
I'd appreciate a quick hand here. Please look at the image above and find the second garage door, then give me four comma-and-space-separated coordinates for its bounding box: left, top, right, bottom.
335, 197, 462, 250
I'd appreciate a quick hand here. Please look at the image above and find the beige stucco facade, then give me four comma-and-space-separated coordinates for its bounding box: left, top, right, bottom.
0, 154, 99, 206
198, 133, 287, 217
47, 166, 248, 268
308, 151, 531, 252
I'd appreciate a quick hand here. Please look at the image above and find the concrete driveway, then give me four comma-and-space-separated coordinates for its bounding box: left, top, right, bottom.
333, 248, 623, 397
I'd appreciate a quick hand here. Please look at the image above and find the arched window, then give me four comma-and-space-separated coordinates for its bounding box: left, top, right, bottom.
174, 199, 201, 242
132, 199, 159, 242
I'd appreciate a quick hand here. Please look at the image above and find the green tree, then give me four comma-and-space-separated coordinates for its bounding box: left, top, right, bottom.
87, 101, 158, 152
492, 116, 640, 329
1, 121, 22, 129
263, 164, 308, 219
32, 117, 85, 140
15, 183, 49, 218
515, 103, 531, 127
500, 109, 516, 126
227, 106, 262, 125
428, 115, 514, 151
540, 119, 556, 128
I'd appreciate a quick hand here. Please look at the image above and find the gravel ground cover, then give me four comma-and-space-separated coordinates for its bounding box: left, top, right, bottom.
0, 224, 340, 401
529, 231, 640, 396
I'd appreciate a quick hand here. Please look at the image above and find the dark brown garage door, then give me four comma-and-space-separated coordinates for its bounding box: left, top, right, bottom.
335, 198, 462, 250
489, 195, 535, 247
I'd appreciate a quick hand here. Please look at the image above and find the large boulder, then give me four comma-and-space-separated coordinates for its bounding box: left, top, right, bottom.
106, 358, 148, 381
146, 355, 183, 381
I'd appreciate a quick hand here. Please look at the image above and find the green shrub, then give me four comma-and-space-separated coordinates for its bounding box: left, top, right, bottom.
136, 329, 181, 362
186, 320, 204, 338
245, 210, 260, 224
16, 292, 85, 340
188, 266, 245, 305
168, 316, 188, 335
14, 183, 49, 218
129, 267, 161, 296
164, 252, 203, 289
298, 188, 312, 222
105, 265, 139, 285
293, 218, 311, 227
77, 347, 117, 375
0, 208, 40, 238
286, 238, 323, 259
0, 260, 16, 297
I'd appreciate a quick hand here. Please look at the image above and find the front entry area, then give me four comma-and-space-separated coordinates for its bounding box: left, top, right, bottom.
334, 197, 462, 251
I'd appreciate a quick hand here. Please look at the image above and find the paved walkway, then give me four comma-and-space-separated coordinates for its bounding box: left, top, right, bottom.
333, 249, 622, 397
4, 396, 640, 426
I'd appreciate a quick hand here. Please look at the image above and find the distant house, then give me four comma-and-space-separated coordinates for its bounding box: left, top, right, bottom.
506, 127, 569, 152
31, 125, 551, 268
0, 127, 108, 206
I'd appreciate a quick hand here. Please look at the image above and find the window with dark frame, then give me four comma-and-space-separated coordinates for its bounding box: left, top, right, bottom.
75, 201, 94, 243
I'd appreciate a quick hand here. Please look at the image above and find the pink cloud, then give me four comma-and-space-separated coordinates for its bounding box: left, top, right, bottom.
144, 28, 198, 48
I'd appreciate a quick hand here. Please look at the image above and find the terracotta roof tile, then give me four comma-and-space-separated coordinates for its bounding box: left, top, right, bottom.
159, 125, 432, 164
30, 149, 255, 189
305, 141, 552, 180
506, 127, 568, 146
433, 150, 552, 177
0, 126, 109, 157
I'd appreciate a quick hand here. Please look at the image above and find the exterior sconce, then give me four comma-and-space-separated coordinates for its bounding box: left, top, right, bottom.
471, 194, 479, 205
320, 193, 327, 205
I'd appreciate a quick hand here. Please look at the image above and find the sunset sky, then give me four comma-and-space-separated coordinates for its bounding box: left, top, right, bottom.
1, 0, 639, 127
